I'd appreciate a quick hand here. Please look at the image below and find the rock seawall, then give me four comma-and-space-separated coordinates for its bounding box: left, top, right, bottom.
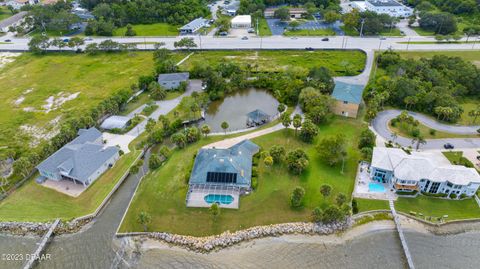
0, 218, 93, 236
147, 221, 351, 252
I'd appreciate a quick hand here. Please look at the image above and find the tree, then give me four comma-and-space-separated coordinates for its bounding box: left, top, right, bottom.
149, 154, 162, 170
286, 149, 309, 175
171, 132, 187, 148
28, 35, 50, 54
158, 145, 171, 160
201, 124, 211, 137
274, 7, 290, 21
321, 205, 344, 223
13, 157, 31, 178
269, 145, 286, 164
324, 11, 341, 23
289, 20, 301, 31
316, 134, 347, 166
299, 119, 318, 143
281, 112, 291, 129
277, 103, 286, 114
85, 43, 99, 55
468, 106, 480, 124
184, 127, 201, 143
292, 114, 302, 135
50, 38, 65, 50
221, 121, 229, 134
209, 203, 220, 220
290, 186, 305, 208
320, 184, 332, 198
411, 135, 426, 150
137, 211, 152, 232
336, 193, 347, 206
358, 128, 376, 149
174, 37, 197, 51
129, 163, 140, 175
264, 155, 273, 167
311, 207, 323, 222
125, 24, 136, 36
342, 9, 360, 30
149, 82, 167, 100
69, 37, 85, 51
145, 118, 156, 133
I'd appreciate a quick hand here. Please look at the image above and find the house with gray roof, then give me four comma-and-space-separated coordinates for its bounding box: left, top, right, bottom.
0, 11, 28, 32
179, 17, 208, 35
157, 72, 189, 90
371, 147, 480, 197
36, 127, 120, 187
331, 81, 364, 118
186, 140, 260, 209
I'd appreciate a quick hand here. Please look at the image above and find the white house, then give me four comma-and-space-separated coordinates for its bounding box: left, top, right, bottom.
231, 15, 251, 29
352, 0, 413, 17
370, 147, 480, 197
6, 0, 37, 10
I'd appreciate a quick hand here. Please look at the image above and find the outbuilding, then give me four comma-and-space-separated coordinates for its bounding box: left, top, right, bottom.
231, 15, 252, 29
157, 72, 190, 90
100, 115, 131, 131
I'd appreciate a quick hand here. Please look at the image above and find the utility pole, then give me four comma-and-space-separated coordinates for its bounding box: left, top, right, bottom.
199, 33, 202, 49
359, 18, 365, 37
256, 17, 259, 36
406, 37, 411, 51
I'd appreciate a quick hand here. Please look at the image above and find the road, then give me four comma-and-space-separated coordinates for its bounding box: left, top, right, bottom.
372, 110, 480, 150
1, 35, 479, 51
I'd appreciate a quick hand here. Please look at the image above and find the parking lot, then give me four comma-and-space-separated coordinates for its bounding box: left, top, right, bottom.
266, 19, 344, 36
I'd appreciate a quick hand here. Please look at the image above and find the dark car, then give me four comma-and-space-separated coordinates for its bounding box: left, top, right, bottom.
443, 143, 454, 149
305, 47, 314, 51
321, 38, 329, 41
4, 39, 11, 42
476, 155, 480, 161
63, 38, 70, 42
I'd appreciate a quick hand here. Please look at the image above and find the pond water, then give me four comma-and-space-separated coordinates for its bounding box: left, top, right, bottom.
202, 88, 279, 132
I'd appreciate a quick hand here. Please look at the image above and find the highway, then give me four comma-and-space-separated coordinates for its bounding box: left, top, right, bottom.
1, 35, 479, 51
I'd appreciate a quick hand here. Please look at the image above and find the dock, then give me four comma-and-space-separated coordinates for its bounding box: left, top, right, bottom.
389, 200, 415, 269
23, 219, 60, 269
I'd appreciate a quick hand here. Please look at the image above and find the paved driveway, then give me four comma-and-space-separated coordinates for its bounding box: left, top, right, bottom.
372, 110, 480, 150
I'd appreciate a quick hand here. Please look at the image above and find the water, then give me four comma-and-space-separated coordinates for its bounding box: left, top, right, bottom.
369, 182, 386, 193
204, 194, 234, 205
203, 88, 279, 132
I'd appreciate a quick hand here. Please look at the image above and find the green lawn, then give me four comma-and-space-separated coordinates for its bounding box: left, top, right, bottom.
396, 196, 480, 221
0, 151, 142, 222
411, 27, 435, 36
256, 18, 272, 36
179, 50, 366, 76
0, 52, 162, 160
113, 23, 179, 36
389, 120, 477, 139
119, 117, 362, 236
397, 51, 480, 63
284, 28, 336, 36
340, 26, 402, 36
0, 6, 13, 21
355, 198, 390, 213
442, 151, 476, 168
120, 92, 152, 116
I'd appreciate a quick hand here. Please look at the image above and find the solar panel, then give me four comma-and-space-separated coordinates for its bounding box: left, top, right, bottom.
206, 172, 237, 184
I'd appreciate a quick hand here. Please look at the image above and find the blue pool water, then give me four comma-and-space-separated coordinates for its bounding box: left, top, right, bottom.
204, 194, 234, 205
369, 183, 386, 193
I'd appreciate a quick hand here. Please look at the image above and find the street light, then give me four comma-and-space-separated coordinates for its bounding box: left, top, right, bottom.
359, 18, 366, 37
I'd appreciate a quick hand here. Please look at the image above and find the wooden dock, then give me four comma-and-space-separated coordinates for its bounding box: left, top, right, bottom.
389, 200, 415, 269
23, 219, 60, 269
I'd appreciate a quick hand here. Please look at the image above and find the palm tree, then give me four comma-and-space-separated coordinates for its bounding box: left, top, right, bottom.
137, 211, 151, 232
411, 136, 426, 150
201, 124, 211, 137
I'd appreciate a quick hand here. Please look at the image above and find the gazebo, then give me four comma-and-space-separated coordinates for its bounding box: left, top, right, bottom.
246, 109, 270, 127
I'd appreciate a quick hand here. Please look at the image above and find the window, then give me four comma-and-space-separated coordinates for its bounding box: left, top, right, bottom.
343, 101, 348, 104
446, 182, 453, 187
429, 182, 441, 193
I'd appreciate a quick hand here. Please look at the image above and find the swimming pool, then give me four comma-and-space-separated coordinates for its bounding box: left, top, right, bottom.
369, 182, 386, 193
204, 194, 234, 205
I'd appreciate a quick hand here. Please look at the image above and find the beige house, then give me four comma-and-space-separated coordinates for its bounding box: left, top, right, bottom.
331, 81, 364, 118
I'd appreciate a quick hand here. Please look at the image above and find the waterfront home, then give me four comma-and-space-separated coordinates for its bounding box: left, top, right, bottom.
370, 147, 480, 197
36, 128, 119, 187
186, 140, 260, 209
331, 81, 364, 118
157, 72, 189, 90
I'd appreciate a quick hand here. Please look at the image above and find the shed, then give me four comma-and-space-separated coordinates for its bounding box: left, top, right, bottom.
157, 72, 190, 90
100, 115, 130, 130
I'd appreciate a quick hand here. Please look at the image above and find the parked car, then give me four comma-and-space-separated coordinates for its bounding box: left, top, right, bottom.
247, 28, 255, 33
305, 47, 314, 51
219, 31, 228, 36
321, 37, 329, 41
4, 39, 11, 42
291, 37, 297, 40
241, 36, 248, 40
443, 143, 454, 149
380, 36, 386, 40
84, 37, 93, 41
63, 38, 70, 42
476, 155, 480, 161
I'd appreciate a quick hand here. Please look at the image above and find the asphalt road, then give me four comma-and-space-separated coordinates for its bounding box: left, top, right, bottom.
372, 110, 480, 150
1, 35, 479, 51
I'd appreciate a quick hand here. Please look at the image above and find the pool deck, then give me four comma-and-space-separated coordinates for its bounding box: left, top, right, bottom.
186, 187, 240, 209
353, 162, 397, 201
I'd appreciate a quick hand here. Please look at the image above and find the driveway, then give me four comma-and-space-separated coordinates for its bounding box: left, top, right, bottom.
396, 19, 419, 37
372, 109, 480, 150
334, 49, 374, 86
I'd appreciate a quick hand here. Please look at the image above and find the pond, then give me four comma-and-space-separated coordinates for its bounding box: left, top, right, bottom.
202, 88, 279, 132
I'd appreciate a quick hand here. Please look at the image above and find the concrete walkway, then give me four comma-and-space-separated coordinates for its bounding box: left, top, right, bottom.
204, 123, 284, 149
372, 110, 480, 150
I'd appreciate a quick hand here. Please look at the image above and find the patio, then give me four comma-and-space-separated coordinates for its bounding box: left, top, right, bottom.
353, 162, 397, 201
41, 179, 87, 197
186, 184, 240, 209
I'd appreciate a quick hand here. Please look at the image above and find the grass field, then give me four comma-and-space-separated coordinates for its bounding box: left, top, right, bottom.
283, 28, 336, 36
0, 52, 162, 159
0, 6, 13, 21
396, 196, 480, 221
442, 151, 476, 169
119, 117, 362, 235
179, 50, 366, 76
113, 23, 179, 36
458, 99, 480, 125
397, 51, 480, 63
355, 198, 390, 213
256, 18, 272, 36
0, 150, 141, 222
388, 121, 477, 139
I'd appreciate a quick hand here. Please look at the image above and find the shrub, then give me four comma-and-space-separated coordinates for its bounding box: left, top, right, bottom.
410, 128, 420, 138
459, 193, 467, 199
251, 176, 258, 190
352, 199, 358, 214
251, 166, 258, 177
269, 145, 286, 164
322, 205, 345, 223
290, 186, 305, 208
336, 193, 347, 206
148, 154, 162, 170
311, 207, 323, 222
449, 193, 457, 199
429, 129, 436, 136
